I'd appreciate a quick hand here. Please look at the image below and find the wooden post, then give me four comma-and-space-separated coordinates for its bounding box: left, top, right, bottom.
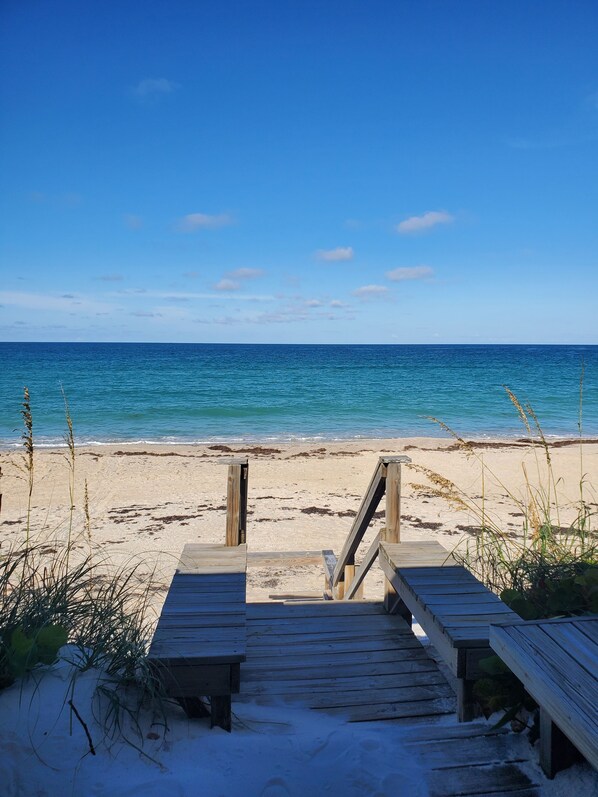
225, 458, 249, 546
539, 708, 582, 778
383, 458, 403, 611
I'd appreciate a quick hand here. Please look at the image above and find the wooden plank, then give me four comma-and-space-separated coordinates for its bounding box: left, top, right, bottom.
248, 639, 427, 667
405, 733, 529, 769
148, 646, 246, 665
503, 624, 598, 713
151, 663, 232, 696
246, 635, 417, 657
490, 622, 598, 770
423, 594, 506, 607
426, 763, 539, 797
241, 658, 441, 682
333, 459, 386, 586
247, 600, 388, 618
237, 683, 452, 709
315, 696, 454, 722
246, 613, 401, 633
248, 631, 423, 652
344, 531, 381, 600
243, 646, 429, 671
382, 540, 456, 569
541, 622, 598, 676
240, 669, 447, 695
157, 615, 246, 629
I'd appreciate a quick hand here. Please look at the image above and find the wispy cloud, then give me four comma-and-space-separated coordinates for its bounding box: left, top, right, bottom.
177, 212, 234, 232
305, 299, 323, 307
316, 246, 354, 262
386, 266, 434, 282
133, 78, 178, 101
397, 210, 454, 234
213, 279, 241, 292
330, 299, 349, 308
0, 291, 114, 314
124, 214, 143, 230
130, 290, 274, 303
352, 284, 388, 298
226, 268, 264, 280
131, 311, 162, 318
97, 274, 124, 282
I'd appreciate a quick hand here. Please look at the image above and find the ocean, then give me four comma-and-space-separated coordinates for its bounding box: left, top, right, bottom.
0, 343, 596, 447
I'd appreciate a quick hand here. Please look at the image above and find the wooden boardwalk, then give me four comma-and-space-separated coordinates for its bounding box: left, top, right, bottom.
234, 600, 542, 796
239, 600, 455, 723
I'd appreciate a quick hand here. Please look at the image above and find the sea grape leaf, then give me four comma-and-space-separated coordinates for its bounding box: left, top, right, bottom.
36, 625, 68, 664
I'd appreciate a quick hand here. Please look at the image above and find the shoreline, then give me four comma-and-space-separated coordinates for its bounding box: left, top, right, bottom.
1, 434, 598, 453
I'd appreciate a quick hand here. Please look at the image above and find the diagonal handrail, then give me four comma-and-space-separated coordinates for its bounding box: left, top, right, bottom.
332, 455, 410, 599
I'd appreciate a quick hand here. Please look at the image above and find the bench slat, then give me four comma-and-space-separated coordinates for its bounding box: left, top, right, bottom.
490, 619, 598, 771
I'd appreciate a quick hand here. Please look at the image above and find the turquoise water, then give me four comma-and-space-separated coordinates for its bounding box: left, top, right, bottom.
0, 343, 596, 446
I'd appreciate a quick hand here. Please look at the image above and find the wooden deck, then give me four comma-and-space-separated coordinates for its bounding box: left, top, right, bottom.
239, 600, 455, 723
234, 599, 543, 795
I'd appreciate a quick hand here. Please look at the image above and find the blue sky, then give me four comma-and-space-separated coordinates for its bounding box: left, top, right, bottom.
1, 0, 597, 344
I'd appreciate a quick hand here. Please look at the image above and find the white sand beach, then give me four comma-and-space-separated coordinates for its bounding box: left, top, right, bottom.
2, 437, 596, 602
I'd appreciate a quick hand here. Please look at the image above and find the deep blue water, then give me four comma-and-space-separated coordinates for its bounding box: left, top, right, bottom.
0, 343, 596, 446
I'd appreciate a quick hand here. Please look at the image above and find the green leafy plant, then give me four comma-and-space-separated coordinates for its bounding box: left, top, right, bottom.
411, 381, 597, 731
0, 389, 167, 756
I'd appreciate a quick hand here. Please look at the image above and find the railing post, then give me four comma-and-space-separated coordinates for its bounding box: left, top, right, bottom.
344, 559, 364, 600
225, 457, 249, 546
382, 458, 405, 611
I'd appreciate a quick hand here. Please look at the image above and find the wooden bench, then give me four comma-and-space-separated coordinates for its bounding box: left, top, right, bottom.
147, 543, 247, 732
379, 540, 517, 721
490, 615, 598, 778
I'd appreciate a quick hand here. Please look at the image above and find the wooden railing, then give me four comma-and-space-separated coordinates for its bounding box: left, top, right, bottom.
224, 457, 249, 546
325, 455, 411, 602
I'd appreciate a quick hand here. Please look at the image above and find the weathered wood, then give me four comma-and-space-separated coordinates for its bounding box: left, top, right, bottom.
382, 460, 402, 612
225, 458, 248, 546
490, 617, 598, 775
332, 455, 410, 591
539, 708, 582, 778
379, 540, 518, 722
332, 459, 386, 588
345, 566, 361, 600
148, 543, 247, 731
426, 762, 539, 797
240, 670, 447, 696
343, 532, 380, 600
384, 461, 402, 542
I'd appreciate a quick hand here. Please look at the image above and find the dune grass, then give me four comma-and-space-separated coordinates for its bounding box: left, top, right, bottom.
0, 388, 166, 753
409, 382, 597, 726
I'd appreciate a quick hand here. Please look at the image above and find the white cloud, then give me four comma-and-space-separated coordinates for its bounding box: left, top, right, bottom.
305, 299, 323, 307
352, 285, 388, 298
134, 78, 178, 99
386, 266, 434, 282
227, 268, 264, 280
396, 211, 454, 234
330, 299, 348, 308
316, 246, 354, 262
177, 213, 233, 232
213, 279, 240, 292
